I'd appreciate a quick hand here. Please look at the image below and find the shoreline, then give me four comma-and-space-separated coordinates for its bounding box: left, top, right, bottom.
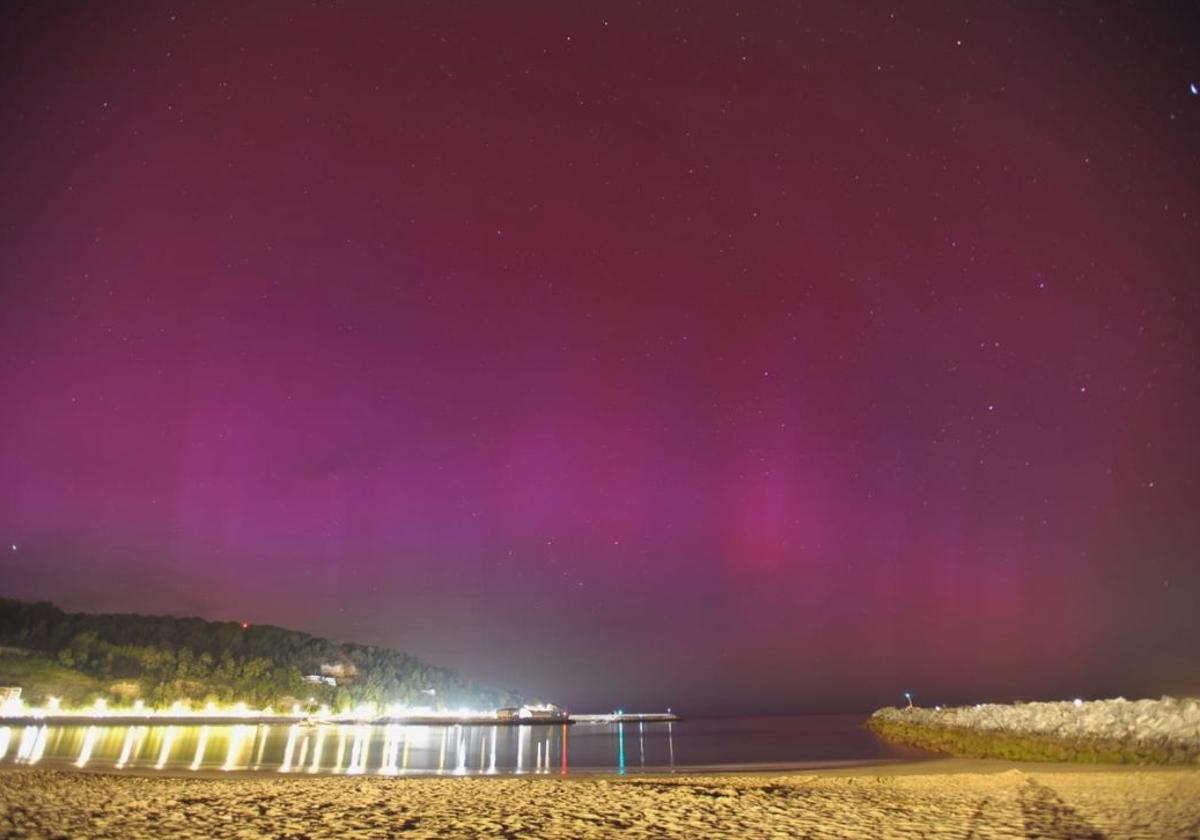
0, 712, 679, 728
6, 753, 1195, 782
3, 762, 1198, 838
0, 754, 932, 782
0, 715, 571, 728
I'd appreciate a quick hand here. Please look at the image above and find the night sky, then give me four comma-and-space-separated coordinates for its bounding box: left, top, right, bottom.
2, 2, 1198, 714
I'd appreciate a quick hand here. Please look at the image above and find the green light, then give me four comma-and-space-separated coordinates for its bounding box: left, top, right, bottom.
617, 722, 625, 775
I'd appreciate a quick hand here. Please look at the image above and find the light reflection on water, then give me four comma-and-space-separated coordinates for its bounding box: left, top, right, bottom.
0, 721, 588, 776
0, 715, 919, 776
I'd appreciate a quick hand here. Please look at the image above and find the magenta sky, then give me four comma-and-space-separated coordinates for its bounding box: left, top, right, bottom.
2, 2, 1198, 713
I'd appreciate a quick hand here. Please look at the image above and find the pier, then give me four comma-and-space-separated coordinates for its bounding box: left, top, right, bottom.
571, 713, 681, 724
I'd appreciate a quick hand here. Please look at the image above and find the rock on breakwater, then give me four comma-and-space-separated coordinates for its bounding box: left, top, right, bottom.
867, 697, 1200, 764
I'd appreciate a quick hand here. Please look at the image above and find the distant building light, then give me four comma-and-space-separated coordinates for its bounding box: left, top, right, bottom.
518, 704, 564, 720
0, 687, 24, 710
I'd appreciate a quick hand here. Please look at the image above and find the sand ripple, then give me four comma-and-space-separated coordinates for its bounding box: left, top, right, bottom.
2, 764, 1198, 838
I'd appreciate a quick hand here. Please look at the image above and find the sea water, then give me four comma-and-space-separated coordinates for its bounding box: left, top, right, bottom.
0, 714, 927, 776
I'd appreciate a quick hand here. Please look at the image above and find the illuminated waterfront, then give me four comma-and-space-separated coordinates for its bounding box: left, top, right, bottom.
0, 716, 918, 776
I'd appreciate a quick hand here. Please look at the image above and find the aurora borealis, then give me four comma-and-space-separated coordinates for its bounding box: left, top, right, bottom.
2, 2, 1198, 712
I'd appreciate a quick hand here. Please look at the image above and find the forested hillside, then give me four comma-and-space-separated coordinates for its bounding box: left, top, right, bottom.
0, 598, 521, 712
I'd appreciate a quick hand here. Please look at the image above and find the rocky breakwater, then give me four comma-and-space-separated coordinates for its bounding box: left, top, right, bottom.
867, 697, 1200, 764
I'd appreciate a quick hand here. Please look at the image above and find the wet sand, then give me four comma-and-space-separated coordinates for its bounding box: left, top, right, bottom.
3, 761, 1199, 838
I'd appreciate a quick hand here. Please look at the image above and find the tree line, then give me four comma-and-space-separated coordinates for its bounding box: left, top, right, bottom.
0, 598, 522, 712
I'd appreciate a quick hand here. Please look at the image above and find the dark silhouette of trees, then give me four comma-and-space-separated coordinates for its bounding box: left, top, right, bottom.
0, 598, 521, 711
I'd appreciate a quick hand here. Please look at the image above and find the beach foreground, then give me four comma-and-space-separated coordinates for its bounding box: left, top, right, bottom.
3, 763, 1200, 839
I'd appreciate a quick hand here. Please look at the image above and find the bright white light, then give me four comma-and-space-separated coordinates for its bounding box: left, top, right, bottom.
116, 727, 136, 768
190, 726, 209, 770
1073, 698, 1083, 707
222, 725, 252, 771
379, 724, 400, 775
333, 727, 347, 773
280, 725, 299, 773
16, 726, 38, 762
454, 728, 467, 775
30, 726, 48, 764
93, 698, 107, 713
1, 696, 27, 717
76, 726, 100, 768
47, 697, 61, 713
346, 725, 369, 775
308, 726, 326, 773
155, 726, 177, 769
133, 699, 145, 713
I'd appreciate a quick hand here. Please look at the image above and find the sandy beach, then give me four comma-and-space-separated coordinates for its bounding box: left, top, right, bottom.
3, 761, 1199, 839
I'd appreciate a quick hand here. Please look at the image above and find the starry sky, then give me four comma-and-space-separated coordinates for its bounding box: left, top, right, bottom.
2, 2, 1198, 714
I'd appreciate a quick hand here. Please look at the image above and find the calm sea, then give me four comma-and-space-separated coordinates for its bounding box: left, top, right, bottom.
0, 714, 928, 776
